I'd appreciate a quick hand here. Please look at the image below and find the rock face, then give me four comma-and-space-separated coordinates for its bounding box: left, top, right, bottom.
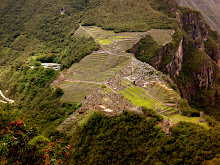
182, 11, 209, 50
177, 0, 220, 33
181, 9, 220, 63
166, 39, 183, 78
131, 3, 220, 113
180, 9, 219, 88
177, 11, 219, 101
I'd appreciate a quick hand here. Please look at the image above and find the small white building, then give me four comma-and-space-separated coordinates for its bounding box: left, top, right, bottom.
41, 63, 61, 70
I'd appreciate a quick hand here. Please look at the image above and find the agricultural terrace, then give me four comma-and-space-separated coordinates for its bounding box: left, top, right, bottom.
57, 25, 210, 132
59, 26, 151, 103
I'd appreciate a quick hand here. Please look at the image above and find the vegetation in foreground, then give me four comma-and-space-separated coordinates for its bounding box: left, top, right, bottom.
0, 0, 219, 164
1, 110, 220, 165
69, 111, 220, 165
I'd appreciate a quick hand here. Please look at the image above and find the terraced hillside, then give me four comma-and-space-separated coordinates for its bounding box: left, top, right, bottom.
107, 61, 181, 117
57, 26, 209, 134
56, 26, 174, 103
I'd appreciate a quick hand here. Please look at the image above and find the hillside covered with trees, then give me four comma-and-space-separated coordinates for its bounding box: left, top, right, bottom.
0, 0, 219, 164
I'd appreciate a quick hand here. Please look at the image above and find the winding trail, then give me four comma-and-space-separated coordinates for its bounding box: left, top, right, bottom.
0, 100, 7, 104
0, 90, 15, 104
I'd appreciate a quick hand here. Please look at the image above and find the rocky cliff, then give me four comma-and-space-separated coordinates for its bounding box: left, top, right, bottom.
180, 9, 220, 64
177, 0, 220, 33
130, 3, 220, 120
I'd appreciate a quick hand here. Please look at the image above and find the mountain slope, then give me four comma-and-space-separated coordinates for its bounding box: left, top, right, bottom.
0, 0, 219, 125
81, 0, 175, 32
0, 0, 220, 164
129, 3, 220, 120
68, 111, 220, 165
177, 0, 220, 33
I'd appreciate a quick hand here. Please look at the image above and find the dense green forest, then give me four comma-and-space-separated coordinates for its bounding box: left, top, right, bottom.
1, 110, 220, 164
69, 111, 220, 165
0, 0, 220, 164
0, 0, 99, 132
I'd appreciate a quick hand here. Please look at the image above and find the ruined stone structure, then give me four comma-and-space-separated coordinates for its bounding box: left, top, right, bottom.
78, 88, 136, 116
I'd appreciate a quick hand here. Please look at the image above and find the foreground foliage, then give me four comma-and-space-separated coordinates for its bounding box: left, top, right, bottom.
69, 111, 220, 165
0, 66, 79, 133
0, 119, 72, 164
0, 118, 71, 165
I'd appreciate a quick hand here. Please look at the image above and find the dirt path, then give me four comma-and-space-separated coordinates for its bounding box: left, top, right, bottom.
65, 79, 103, 85
162, 30, 175, 46
0, 90, 15, 104
0, 100, 7, 104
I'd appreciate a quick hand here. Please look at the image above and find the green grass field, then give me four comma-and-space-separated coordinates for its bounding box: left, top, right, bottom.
164, 114, 210, 129
59, 82, 100, 103
97, 39, 113, 45
120, 83, 165, 110
121, 90, 155, 108
83, 26, 149, 51
150, 29, 174, 45
73, 26, 91, 38
148, 29, 174, 45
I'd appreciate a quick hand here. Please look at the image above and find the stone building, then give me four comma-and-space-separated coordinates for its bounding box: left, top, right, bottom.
41, 63, 61, 70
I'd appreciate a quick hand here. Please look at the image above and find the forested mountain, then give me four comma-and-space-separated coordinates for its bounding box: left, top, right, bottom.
0, 0, 219, 164
177, 0, 220, 33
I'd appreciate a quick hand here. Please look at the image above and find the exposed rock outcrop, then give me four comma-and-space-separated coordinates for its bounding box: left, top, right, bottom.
131, 5, 220, 116
166, 39, 183, 78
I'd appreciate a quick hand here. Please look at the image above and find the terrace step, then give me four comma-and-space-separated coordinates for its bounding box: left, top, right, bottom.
166, 111, 179, 116
126, 88, 141, 97
130, 85, 146, 95
90, 58, 107, 61
121, 89, 134, 97
159, 108, 175, 114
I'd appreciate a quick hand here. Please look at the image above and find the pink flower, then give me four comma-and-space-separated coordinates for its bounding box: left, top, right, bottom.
10, 121, 14, 125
